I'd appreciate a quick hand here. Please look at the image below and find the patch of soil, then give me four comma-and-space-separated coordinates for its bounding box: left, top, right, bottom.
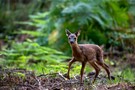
0, 69, 135, 90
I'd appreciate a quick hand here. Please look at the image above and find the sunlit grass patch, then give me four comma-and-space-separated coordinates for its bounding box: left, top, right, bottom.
108, 68, 135, 84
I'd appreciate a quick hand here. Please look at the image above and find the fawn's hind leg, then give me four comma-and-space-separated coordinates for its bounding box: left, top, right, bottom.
96, 61, 111, 80
89, 62, 100, 83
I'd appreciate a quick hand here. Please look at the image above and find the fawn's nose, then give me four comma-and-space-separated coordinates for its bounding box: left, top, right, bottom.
70, 41, 74, 44
69, 38, 75, 44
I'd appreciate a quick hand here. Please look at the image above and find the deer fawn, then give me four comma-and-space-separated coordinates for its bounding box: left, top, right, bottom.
65, 29, 111, 83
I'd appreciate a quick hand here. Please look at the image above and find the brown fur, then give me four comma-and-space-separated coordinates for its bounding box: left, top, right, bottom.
66, 30, 111, 83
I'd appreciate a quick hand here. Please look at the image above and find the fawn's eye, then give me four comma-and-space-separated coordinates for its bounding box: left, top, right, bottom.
74, 38, 76, 39
68, 37, 71, 39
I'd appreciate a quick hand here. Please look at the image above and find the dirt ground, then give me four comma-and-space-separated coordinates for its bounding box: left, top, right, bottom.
0, 68, 134, 90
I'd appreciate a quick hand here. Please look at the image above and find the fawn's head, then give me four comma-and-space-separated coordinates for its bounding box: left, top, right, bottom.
65, 29, 80, 44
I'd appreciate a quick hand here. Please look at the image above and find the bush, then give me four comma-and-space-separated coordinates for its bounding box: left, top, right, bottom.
0, 39, 69, 74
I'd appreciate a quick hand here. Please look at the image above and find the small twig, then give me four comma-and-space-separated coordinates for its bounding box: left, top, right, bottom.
58, 72, 67, 80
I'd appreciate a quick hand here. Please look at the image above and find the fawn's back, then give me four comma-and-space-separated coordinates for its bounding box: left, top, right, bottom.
79, 44, 103, 63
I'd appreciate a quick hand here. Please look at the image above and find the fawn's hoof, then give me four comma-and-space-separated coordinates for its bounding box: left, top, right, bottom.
108, 75, 115, 80
110, 75, 115, 80
67, 76, 70, 79
87, 72, 96, 76
63, 73, 70, 79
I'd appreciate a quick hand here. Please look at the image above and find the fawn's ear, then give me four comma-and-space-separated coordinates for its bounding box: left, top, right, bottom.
65, 29, 71, 36
75, 30, 81, 37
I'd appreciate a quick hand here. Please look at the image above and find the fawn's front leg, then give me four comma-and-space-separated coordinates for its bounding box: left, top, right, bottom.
67, 57, 76, 79
80, 62, 86, 83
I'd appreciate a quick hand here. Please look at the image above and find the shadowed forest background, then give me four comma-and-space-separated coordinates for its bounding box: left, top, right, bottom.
0, 0, 135, 90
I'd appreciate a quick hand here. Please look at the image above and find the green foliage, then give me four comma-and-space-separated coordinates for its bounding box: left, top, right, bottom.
18, 12, 53, 45
16, 0, 135, 55
121, 68, 135, 82
0, 39, 69, 74
0, 0, 49, 43
109, 68, 135, 84
87, 29, 107, 45
1, 0, 135, 52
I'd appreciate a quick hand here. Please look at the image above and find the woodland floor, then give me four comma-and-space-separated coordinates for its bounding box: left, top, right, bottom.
0, 68, 134, 90
0, 53, 135, 90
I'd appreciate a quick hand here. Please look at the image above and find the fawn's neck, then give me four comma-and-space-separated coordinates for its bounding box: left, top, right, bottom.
70, 43, 82, 57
